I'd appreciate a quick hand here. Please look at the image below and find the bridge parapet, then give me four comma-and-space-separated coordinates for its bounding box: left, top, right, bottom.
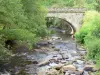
48, 8, 87, 13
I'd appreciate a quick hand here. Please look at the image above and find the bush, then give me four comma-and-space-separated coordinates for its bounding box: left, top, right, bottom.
91, 15, 100, 38
85, 39, 100, 59
75, 11, 100, 44
0, 44, 11, 63
75, 11, 100, 68
75, 28, 88, 43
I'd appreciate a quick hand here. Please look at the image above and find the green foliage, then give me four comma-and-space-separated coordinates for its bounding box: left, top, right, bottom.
0, 35, 11, 63
42, 0, 74, 7
21, 0, 48, 37
43, 0, 100, 12
0, 44, 11, 62
75, 11, 100, 68
0, 0, 48, 47
0, 0, 48, 63
85, 39, 100, 59
85, 38, 100, 68
75, 28, 88, 43
75, 11, 99, 43
91, 16, 100, 38
0, 0, 26, 28
1, 29, 36, 41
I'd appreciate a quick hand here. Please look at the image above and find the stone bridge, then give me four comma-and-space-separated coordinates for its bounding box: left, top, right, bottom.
47, 8, 87, 32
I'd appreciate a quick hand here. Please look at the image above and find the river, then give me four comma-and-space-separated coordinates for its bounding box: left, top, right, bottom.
0, 28, 96, 75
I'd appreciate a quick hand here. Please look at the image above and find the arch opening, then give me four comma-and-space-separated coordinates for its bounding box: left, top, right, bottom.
46, 17, 76, 35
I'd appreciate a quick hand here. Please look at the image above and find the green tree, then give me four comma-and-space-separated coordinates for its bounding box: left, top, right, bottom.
21, 0, 48, 37
0, 0, 48, 49
95, 0, 100, 12
0, 0, 48, 63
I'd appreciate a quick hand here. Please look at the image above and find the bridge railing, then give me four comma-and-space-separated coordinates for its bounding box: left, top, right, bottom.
48, 8, 87, 13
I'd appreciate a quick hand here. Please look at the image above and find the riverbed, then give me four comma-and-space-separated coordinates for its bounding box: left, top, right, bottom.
0, 28, 97, 75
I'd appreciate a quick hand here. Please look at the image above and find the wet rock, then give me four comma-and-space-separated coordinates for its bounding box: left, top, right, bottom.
65, 72, 70, 75
64, 70, 75, 75
83, 71, 89, 75
46, 69, 59, 75
62, 54, 69, 59
49, 58, 56, 63
52, 45, 55, 48
84, 65, 94, 72
54, 48, 60, 51
75, 71, 83, 75
56, 55, 63, 61
79, 51, 86, 56
76, 60, 85, 65
53, 55, 57, 57
62, 65, 76, 72
32, 61, 38, 64
71, 51, 78, 56
38, 60, 49, 67
38, 71, 45, 75
51, 36, 61, 40
49, 63, 58, 67
36, 41, 50, 47
53, 63, 64, 70
0, 72, 10, 75
60, 60, 67, 64
70, 74, 75, 75
84, 65, 99, 72
76, 68, 84, 74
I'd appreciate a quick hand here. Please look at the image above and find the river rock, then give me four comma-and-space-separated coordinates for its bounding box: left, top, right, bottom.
38, 60, 49, 66
65, 70, 75, 74
75, 71, 83, 75
51, 36, 61, 40
65, 72, 70, 75
52, 45, 55, 48
62, 65, 76, 72
83, 71, 89, 75
46, 69, 59, 75
53, 63, 64, 70
62, 54, 69, 59
79, 51, 86, 56
60, 60, 67, 64
76, 60, 85, 65
38, 71, 45, 75
70, 74, 75, 75
84, 65, 98, 72
54, 48, 60, 51
0, 73, 10, 75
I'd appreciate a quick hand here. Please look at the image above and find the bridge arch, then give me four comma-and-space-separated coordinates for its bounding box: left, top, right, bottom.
47, 8, 86, 32
46, 17, 76, 34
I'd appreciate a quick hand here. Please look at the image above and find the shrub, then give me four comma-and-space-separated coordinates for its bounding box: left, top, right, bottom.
75, 11, 100, 44
75, 28, 88, 43
85, 39, 100, 59
75, 11, 100, 68
91, 15, 100, 38
0, 44, 11, 63
0, 29, 36, 41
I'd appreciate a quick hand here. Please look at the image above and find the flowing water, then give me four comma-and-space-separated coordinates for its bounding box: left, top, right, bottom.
0, 28, 96, 75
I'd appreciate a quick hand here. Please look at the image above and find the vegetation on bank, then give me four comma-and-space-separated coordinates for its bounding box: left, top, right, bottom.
75, 11, 100, 68
0, 0, 48, 62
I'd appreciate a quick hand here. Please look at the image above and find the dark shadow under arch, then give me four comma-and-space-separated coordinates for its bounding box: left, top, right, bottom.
46, 17, 76, 33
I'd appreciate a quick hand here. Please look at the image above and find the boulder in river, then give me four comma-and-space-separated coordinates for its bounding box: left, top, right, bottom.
46, 69, 59, 75
53, 63, 64, 70
38, 60, 49, 67
84, 65, 98, 72
62, 65, 76, 72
